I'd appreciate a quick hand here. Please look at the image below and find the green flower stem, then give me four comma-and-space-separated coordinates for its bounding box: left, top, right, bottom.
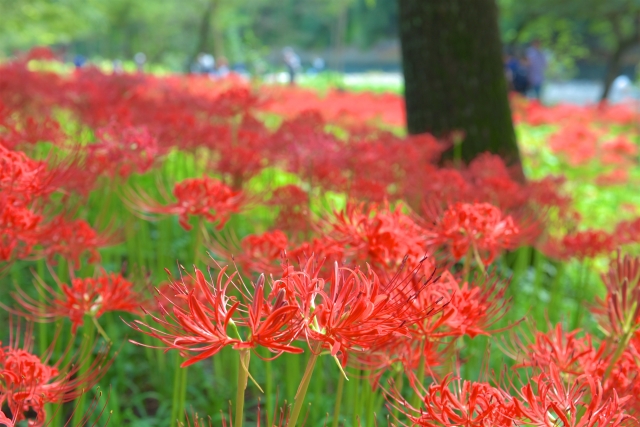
286, 352, 300, 402
351, 370, 362, 427
264, 348, 274, 424
289, 342, 322, 427
71, 315, 97, 426
532, 250, 545, 322
410, 340, 426, 409
548, 261, 565, 323
511, 246, 531, 291
36, 259, 48, 355
571, 260, 587, 330
462, 254, 472, 283
392, 368, 404, 421
603, 329, 635, 382
331, 373, 345, 427
235, 349, 251, 427
169, 355, 188, 427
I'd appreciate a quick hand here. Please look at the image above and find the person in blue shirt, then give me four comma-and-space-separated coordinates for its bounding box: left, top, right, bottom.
526, 39, 547, 100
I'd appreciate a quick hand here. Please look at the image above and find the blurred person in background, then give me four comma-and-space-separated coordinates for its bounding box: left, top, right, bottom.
310, 57, 325, 75
216, 56, 230, 78
134, 52, 147, 73
283, 47, 301, 85
526, 39, 547, 100
112, 59, 124, 75
191, 53, 215, 75
73, 54, 86, 69
504, 51, 516, 90
513, 54, 530, 96
200, 53, 215, 75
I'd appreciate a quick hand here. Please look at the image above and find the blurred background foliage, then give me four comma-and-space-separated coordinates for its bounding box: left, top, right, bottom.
2, 0, 640, 84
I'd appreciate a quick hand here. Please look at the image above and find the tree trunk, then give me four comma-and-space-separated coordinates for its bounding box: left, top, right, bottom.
397, 0, 521, 170
600, 39, 636, 102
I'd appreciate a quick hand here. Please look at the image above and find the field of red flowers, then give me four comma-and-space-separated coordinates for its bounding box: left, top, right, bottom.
2, 49, 640, 427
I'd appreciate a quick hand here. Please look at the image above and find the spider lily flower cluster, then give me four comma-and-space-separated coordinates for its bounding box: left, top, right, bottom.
2, 49, 640, 426
0, 323, 111, 427
129, 256, 439, 368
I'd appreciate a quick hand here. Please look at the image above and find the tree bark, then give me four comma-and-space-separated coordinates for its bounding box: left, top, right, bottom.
600, 39, 636, 102
397, 0, 521, 170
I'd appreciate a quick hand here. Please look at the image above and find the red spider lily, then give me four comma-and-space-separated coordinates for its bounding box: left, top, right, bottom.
267, 185, 309, 235
326, 203, 433, 271
127, 265, 304, 367
86, 123, 159, 179
208, 86, 263, 119
595, 169, 630, 187
22, 46, 59, 62
286, 236, 346, 268
500, 324, 603, 377
549, 123, 600, 166
34, 216, 113, 268
414, 167, 471, 208
0, 197, 42, 261
601, 136, 637, 166
513, 364, 632, 427
302, 257, 439, 366
440, 276, 511, 338
614, 218, 640, 247
401, 270, 512, 340
358, 336, 452, 389
596, 253, 640, 339
9, 271, 142, 333
0, 411, 13, 427
550, 230, 616, 261
0, 146, 53, 201
387, 374, 516, 427
4, 116, 64, 149
236, 230, 289, 274
127, 176, 243, 230
209, 116, 271, 188
428, 202, 519, 266
0, 322, 112, 427
464, 153, 528, 208
234, 274, 305, 358
603, 348, 640, 410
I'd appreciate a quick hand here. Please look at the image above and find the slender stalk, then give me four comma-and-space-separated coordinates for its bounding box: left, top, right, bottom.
351, 370, 362, 427
235, 349, 251, 427
36, 259, 48, 355
264, 348, 273, 424
71, 316, 96, 426
392, 368, 403, 421
571, 260, 589, 330
289, 343, 322, 427
192, 217, 203, 266
453, 138, 462, 168
532, 250, 545, 323
331, 374, 345, 427
365, 379, 375, 427
462, 254, 472, 283
169, 355, 183, 427
603, 329, 635, 382
548, 262, 565, 324
179, 366, 189, 423
286, 352, 300, 402
410, 340, 426, 409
